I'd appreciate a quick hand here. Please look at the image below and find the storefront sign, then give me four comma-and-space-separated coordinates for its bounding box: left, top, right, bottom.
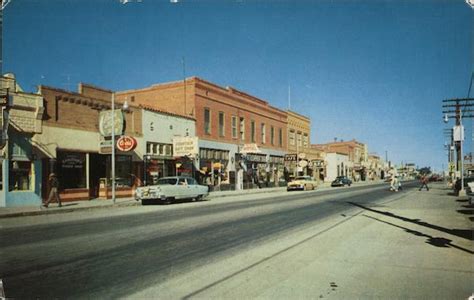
117, 136, 137, 152
61, 153, 84, 169
99, 109, 124, 137
173, 137, 198, 157
240, 143, 261, 154
99, 140, 113, 154
284, 154, 297, 162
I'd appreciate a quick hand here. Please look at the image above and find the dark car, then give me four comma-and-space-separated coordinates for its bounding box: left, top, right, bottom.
331, 176, 352, 187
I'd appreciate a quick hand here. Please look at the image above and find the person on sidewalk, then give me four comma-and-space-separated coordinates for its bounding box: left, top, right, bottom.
389, 168, 398, 192
43, 173, 62, 208
419, 175, 429, 191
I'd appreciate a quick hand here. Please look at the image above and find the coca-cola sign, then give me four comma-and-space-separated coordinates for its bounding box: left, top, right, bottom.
116, 136, 137, 152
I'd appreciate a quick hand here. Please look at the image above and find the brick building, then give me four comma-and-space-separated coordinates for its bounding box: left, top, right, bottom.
34, 83, 143, 202
313, 139, 368, 181
117, 77, 288, 189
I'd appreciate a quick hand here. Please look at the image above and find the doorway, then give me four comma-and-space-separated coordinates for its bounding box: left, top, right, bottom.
89, 153, 107, 199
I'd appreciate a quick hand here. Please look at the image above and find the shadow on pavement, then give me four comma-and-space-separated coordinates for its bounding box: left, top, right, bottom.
362, 215, 473, 255
457, 209, 474, 215
348, 202, 474, 241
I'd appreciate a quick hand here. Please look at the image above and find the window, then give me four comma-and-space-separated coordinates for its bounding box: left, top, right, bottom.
303, 133, 309, 147
289, 129, 295, 146
279, 128, 283, 147
9, 161, 31, 191
251, 121, 256, 143
270, 126, 275, 145
261, 123, 266, 144
204, 108, 211, 134
297, 131, 302, 147
58, 151, 86, 189
218, 112, 225, 137
239, 117, 245, 141
231, 116, 237, 138
187, 178, 197, 185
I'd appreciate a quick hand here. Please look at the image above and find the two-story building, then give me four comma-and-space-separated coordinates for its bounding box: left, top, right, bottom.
116, 77, 288, 190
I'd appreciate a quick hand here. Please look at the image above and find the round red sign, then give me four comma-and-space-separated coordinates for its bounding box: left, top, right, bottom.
116, 136, 137, 152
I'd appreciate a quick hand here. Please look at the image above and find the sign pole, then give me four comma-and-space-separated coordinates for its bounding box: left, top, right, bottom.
112, 93, 116, 204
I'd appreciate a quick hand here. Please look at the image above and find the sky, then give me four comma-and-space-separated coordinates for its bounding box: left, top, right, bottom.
3, 0, 473, 171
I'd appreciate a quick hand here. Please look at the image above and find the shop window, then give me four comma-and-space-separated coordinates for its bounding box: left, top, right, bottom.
107, 155, 132, 187
9, 160, 31, 191
58, 152, 86, 189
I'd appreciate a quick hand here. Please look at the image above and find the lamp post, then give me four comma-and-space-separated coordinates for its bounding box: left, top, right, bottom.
111, 93, 128, 204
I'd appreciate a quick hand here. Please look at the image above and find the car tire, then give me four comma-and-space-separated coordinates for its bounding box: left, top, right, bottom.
141, 199, 147, 205
312, 184, 315, 190
197, 195, 204, 201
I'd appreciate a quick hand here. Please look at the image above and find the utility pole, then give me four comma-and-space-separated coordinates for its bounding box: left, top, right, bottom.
442, 97, 474, 197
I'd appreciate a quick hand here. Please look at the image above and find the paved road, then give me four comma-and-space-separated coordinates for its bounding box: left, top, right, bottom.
0, 181, 471, 299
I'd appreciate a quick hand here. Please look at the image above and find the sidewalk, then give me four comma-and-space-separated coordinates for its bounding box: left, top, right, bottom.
0, 180, 383, 219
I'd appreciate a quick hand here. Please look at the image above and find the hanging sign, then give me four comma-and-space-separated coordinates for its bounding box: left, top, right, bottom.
99, 109, 124, 137
116, 136, 137, 152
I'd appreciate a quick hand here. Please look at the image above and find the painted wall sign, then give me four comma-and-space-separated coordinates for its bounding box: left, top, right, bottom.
173, 136, 198, 157
116, 136, 137, 152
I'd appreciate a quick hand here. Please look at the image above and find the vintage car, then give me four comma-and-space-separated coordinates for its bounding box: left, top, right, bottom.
287, 176, 318, 191
135, 176, 209, 204
331, 176, 352, 187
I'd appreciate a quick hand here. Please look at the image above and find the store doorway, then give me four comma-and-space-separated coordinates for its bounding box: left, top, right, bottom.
89, 153, 107, 199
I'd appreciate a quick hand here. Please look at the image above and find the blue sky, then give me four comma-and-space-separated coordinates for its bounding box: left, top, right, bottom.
3, 0, 473, 171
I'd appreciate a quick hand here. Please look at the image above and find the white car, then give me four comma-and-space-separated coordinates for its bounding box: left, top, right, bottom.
135, 176, 209, 204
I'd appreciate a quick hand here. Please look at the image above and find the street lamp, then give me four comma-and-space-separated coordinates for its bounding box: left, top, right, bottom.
111, 93, 128, 204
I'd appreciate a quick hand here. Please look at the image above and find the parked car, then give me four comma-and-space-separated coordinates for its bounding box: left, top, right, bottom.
331, 176, 352, 187
287, 176, 318, 191
135, 176, 209, 205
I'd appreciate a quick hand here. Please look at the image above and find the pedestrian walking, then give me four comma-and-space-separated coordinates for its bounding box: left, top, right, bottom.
43, 173, 61, 208
389, 168, 398, 192
419, 175, 429, 191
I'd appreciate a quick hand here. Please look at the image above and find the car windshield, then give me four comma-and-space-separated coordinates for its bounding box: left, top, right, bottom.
336, 176, 345, 180
157, 178, 178, 185
295, 176, 310, 180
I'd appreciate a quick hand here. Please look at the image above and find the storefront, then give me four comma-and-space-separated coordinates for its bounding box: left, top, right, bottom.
3, 131, 42, 206
198, 147, 230, 187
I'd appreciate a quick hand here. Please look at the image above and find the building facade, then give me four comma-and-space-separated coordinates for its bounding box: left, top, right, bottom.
34, 83, 143, 202
117, 77, 288, 189
325, 152, 351, 182
314, 139, 368, 181
0, 74, 45, 207
140, 105, 196, 185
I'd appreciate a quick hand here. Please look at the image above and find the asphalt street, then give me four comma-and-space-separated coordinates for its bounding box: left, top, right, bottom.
0, 181, 471, 299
